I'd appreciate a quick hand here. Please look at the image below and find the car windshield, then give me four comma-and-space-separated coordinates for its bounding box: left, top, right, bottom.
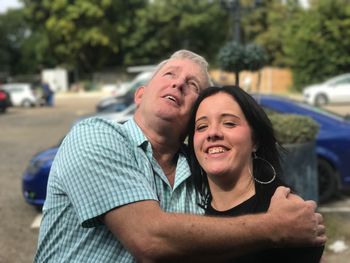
325, 74, 350, 86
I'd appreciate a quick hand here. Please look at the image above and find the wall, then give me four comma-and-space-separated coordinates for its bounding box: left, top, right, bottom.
210, 67, 293, 94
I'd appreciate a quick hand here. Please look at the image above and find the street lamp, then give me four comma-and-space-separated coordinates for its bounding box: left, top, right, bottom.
220, 0, 263, 44
220, 0, 241, 43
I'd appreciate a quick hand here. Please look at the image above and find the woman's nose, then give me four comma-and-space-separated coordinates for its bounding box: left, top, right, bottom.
207, 125, 223, 141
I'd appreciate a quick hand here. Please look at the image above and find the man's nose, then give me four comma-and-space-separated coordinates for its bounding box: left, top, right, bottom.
171, 77, 185, 92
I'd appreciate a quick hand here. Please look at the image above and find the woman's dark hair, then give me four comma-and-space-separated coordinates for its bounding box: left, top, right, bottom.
187, 86, 284, 207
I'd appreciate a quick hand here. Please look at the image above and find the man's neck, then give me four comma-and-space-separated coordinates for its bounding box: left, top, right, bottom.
135, 115, 181, 187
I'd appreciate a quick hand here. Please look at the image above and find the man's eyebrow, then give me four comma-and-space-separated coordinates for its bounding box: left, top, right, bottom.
189, 75, 201, 84
162, 65, 179, 72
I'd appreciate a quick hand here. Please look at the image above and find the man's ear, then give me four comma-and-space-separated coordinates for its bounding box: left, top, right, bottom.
134, 86, 145, 106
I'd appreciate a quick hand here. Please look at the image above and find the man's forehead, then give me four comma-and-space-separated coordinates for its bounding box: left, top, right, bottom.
160, 59, 206, 83
163, 59, 200, 71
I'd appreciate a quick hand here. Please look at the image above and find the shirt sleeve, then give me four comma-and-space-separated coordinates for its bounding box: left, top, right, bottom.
55, 117, 159, 227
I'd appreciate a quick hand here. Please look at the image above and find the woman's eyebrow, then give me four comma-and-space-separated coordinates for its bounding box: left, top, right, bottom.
195, 116, 207, 124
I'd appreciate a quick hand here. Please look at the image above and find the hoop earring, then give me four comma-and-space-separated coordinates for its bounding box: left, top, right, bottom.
251, 152, 276, 185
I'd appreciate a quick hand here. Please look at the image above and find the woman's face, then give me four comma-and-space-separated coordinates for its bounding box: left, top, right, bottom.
193, 92, 255, 182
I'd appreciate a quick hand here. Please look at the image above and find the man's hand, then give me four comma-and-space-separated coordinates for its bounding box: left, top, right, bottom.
267, 186, 326, 247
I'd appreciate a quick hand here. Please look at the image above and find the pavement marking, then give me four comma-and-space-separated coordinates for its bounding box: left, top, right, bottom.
31, 213, 43, 229
319, 207, 350, 213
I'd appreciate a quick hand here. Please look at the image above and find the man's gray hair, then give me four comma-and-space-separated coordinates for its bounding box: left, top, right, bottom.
150, 50, 212, 89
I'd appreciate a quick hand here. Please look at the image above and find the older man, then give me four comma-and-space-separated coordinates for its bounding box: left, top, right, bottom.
35, 50, 325, 263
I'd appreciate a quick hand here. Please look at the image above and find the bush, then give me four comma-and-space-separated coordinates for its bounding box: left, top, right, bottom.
268, 113, 320, 144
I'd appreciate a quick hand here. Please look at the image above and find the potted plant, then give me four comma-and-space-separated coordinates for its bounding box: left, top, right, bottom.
268, 113, 320, 202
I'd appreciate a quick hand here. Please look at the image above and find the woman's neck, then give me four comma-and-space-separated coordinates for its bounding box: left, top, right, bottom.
209, 173, 255, 212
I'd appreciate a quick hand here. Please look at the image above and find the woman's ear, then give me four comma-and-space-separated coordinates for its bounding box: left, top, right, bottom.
134, 86, 145, 106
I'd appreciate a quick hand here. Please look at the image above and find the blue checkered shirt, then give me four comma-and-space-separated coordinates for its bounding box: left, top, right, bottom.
34, 117, 203, 262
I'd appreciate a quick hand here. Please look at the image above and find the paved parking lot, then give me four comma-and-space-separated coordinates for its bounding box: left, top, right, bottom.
0, 92, 349, 262
0, 93, 102, 263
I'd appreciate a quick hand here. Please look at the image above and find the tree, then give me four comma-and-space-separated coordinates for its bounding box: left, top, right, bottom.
241, 0, 302, 67
124, 0, 229, 66
24, 0, 147, 75
217, 41, 267, 86
282, 0, 350, 90
0, 9, 31, 76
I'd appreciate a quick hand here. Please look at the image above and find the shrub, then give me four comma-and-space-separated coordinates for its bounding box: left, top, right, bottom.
268, 113, 320, 144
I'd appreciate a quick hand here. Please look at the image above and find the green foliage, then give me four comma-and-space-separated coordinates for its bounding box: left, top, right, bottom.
244, 43, 268, 71
242, 0, 301, 66
24, 0, 147, 74
282, 0, 350, 91
268, 113, 320, 144
0, 9, 31, 75
217, 41, 267, 83
124, 0, 228, 65
217, 41, 246, 73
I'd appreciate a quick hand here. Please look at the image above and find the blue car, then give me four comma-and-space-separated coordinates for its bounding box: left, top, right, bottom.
254, 94, 350, 202
22, 105, 135, 207
22, 146, 58, 207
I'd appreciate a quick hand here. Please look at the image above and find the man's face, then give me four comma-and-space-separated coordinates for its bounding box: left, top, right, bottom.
135, 58, 207, 131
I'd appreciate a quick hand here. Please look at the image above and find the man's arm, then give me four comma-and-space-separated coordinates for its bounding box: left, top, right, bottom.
102, 186, 326, 263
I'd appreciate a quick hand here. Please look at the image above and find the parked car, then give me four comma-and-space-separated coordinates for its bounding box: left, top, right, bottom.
22, 104, 136, 207
253, 94, 350, 202
303, 73, 350, 106
96, 90, 134, 112
0, 88, 12, 113
1, 83, 38, 107
97, 71, 153, 112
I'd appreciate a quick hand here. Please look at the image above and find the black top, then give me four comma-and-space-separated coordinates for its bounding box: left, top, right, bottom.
205, 178, 324, 263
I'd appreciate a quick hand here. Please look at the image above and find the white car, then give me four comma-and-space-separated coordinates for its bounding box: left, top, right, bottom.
114, 71, 154, 96
303, 73, 350, 106
1, 83, 38, 107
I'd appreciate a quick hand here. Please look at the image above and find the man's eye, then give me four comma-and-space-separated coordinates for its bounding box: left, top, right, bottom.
187, 81, 199, 93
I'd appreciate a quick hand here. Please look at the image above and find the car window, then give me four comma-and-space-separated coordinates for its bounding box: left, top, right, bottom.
327, 75, 350, 86
333, 77, 350, 86
8, 87, 24, 93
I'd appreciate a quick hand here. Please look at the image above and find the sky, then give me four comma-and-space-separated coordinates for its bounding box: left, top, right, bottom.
0, 0, 23, 14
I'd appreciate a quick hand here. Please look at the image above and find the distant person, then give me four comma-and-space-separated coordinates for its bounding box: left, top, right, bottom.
35, 50, 325, 262
42, 82, 54, 106
187, 85, 324, 262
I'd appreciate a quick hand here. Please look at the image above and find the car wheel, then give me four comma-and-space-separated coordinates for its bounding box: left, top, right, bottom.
314, 94, 328, 106
318, 158, 339, 203
21, 99, 33, 108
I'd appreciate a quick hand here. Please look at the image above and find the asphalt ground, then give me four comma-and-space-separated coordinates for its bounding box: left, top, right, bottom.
0, 92, 349, 262
0, 93, 101, 263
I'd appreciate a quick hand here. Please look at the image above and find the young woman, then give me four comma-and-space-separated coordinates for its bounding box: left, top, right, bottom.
188, 86, 324, 262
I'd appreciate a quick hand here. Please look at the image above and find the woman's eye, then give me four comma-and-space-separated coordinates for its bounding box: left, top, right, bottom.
195, 124, 207, 131
224, 122, 236, 127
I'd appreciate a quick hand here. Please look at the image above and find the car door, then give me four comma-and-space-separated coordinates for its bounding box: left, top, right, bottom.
330, 76, 350, 103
